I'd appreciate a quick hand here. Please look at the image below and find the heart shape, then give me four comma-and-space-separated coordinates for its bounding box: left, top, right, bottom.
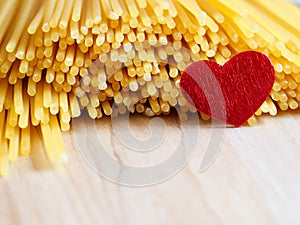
180, 51, 275, 126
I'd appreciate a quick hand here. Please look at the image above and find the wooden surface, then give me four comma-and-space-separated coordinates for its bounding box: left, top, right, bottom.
1, 111, 300, 225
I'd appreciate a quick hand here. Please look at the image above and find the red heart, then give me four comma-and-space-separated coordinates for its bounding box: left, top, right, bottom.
180, 51, 275, 126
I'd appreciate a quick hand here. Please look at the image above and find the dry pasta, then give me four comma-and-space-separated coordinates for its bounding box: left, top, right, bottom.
0, 0, 300, 175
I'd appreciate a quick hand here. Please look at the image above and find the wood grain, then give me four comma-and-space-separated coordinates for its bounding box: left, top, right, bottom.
1, 111, 300, 225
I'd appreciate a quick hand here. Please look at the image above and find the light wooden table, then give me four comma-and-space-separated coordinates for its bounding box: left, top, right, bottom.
1, 111, 300, 225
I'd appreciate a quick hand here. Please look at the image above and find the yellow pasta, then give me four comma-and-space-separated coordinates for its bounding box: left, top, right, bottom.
0, 0, 299, 175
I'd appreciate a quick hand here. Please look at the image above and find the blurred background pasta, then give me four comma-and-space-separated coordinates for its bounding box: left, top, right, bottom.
0, 0, 300, 175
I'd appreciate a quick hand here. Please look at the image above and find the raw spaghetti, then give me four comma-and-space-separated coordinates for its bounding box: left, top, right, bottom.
0, 0, 300, 175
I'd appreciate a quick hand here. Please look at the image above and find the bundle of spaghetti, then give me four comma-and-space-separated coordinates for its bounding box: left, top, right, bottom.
0, 0, 300, 175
